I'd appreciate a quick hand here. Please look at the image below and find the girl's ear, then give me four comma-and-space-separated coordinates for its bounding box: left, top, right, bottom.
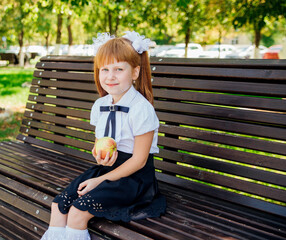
132, 66, 140, 80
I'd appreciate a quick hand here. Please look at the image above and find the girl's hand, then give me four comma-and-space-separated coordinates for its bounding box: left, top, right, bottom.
77, 177, 103, 197
92, 147, 118, 166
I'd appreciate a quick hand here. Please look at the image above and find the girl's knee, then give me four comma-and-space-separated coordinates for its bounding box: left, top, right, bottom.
67, 206, 93, 229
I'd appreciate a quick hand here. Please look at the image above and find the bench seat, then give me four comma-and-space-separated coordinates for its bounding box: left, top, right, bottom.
1, 141, 285, 240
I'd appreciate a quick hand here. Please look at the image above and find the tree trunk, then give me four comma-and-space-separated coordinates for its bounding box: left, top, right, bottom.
45, 31, 50, 56
67, 15, 73, 55
114, 16, 120, 36
54, 13, 63, 55
218, 28, 222, 58
254, 28, 261, 58
108, 10, 112, 34
18, 29, 25, 67
185, 24, 191, 58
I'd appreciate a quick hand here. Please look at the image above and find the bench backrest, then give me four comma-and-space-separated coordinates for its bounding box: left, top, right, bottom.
18, 56, 286, 218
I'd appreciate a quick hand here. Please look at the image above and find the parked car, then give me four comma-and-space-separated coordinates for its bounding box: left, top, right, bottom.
150, 45, 173, 57
199, 44, 236, 58
26, 45, 47, 57
225, 45, 268, 59
263, 45, 282, 59
159, 43, 203, 58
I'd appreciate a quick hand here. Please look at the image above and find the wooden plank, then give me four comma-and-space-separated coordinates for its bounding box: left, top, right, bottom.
154, 160, 286, 202
40, 55, 94, 62
0, 187, 50, 223
151, 65, 286, 80
155, 101, 286, 126
30, 86, 98, 102
16, 135, 94, 162
0, 201, 47, 237
33, 70, 94, 82
28, 95, 93, 110
160, 183, 286, 230
150, 57, 286, 69
153, 89, 286, 111
31, 78, 97, 92
159, 124, 286, 156
20, 127, 93, 151
26, 102, 91, 119
0, 150, 77, 182
156, 149, 286, 191
23, 111, 94, 131
152, 77, 286, 97
36, 61, 93, 71
0, 214, 40, 240
158, 135, 286, 172
1, 141, 92, 170
22, 119, 95, 142
157, 112, 286, 141
156, 172, 286, 218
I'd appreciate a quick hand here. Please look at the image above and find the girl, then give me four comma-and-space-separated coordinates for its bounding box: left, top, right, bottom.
41, 31, 166, 240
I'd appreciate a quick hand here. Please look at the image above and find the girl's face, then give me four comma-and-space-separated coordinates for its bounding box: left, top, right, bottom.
99, 60, 140, 104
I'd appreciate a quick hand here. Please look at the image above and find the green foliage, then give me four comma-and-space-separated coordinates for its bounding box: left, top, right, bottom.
0, 0, 285, 50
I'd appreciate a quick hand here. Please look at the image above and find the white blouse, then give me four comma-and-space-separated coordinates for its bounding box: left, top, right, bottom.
90, 86, 159, 154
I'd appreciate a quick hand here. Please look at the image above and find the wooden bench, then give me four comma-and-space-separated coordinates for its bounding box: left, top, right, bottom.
1, 56, 286, 240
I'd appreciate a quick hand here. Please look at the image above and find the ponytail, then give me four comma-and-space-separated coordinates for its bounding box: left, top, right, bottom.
135, 51, 154, 105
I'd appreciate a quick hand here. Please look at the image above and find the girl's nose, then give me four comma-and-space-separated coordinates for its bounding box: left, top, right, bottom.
107, 70, 115, 79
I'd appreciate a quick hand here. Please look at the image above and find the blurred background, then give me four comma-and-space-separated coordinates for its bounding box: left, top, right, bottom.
0, 0, 286, 141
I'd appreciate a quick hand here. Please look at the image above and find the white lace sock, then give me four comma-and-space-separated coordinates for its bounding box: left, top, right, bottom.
66, 226, 91, 240
41, 226, 66, 240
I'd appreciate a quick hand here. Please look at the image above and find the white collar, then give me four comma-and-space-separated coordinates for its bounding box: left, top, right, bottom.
107, 85, 137, 107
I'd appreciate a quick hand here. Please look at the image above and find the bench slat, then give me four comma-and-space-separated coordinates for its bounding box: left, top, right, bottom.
151, 65, 286, 80
28, 95, 93, 110
157, 112, 286, 141
16, 134, 94, 162
36, 61, 93, 71
32, 78, 96, 92
22, 119, 94, 142
159, 124, 286, 155
155, 101, 286, 126
154, 89, 286, 112
155, 160, 286, 202
29, 86, 97, 101
158, 135, 286, 172
156, 172, 286, 218
23, 111, 93, 131
152, 77, 286, 96
34, 70, 94, 82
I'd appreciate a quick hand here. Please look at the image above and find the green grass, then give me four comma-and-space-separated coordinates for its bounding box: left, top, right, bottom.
0, 112, 24, 141
0, 67, 34, 109
0, 67, 34, 141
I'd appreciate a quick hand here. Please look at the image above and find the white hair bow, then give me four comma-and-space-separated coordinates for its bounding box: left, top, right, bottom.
93, 32, 115, 55
123, 31, 151, 54
92, 31, 151, 55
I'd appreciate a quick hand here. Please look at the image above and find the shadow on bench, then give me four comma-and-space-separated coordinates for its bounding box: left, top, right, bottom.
1, 56, 286, 240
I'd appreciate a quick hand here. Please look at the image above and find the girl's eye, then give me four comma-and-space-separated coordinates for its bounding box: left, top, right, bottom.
101, 68, 108, 72
117, 68, 123, 71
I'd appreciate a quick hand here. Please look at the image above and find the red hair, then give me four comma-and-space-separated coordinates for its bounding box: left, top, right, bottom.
94, 38, 154, 105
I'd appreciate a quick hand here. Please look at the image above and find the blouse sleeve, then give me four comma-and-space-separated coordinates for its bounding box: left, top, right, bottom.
90, 100, 100, 126
129, 100, 159, 136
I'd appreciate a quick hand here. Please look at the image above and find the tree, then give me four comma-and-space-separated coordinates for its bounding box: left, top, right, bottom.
233, 0, 286, 58
174, 0, 206, 57
1, 0, 36, 66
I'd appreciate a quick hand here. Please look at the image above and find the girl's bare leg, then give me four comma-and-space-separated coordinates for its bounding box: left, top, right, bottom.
67, 206, 94, 230
49, 202, 68, 227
